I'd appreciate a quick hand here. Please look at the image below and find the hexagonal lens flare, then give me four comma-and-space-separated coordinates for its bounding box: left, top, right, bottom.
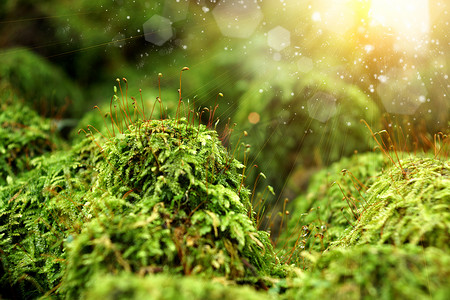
212, 0, 263, 39
268, 26, 290, 51
377, 69, 427, 115
143, 15, 173, 46
307, 92, 337, 122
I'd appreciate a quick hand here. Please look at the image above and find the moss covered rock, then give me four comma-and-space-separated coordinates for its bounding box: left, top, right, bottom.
0, 87, 62, 185
278, 152, 387, 260
84, 272, 272, 300
0, 48, 84, 117
61, 118, 280, 297
0, 113, 281, 298
279, 244, 449, 300
333, 156, 450, 250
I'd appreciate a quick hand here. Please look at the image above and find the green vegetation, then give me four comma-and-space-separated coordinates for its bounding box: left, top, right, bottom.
273, 152, 449, 299
0, 48, 84, 117
333, 156, 449, 250
278, 151, 388, 259
0, 71, 448, 298
0, 86, 62, 185
1, 85, 448, 299
84, 272, 272, 300
279, 244, 450, 299
0, 90, 281, 298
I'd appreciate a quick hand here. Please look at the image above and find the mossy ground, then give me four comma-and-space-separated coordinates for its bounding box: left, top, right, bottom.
276, 153, 449, 299
0, 85, 63, 185
0, 105, 281, 298
0, 84, 448, 299
332, 156, 449, 250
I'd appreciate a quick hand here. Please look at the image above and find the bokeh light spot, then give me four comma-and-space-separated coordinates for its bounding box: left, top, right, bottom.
268, 26, 290, 51
377, 68, 427, 115
307, 92, 337, 122
212, 0, 263, 39
163, 0, 189, 22
297, 57, 314, 73
248, 112, 260, 124
143, 15, 173, 46
313, 0, 357, 35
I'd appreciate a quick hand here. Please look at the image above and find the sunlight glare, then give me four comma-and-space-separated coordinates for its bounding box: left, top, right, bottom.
369, 0, 430, 41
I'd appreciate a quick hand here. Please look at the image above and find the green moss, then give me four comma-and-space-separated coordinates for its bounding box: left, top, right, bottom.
0, 147, 92, 298
275, 153, 449, 298
0, 110, 281, 298
279, 244, 450, 300
0, 87, 62, 185
333, 157, 450, 250
0, 48, 84, 117
84, 272, 272, 300
61, 118, 280, 297
1, 72, 446, 299
0, 131, 104, 298
278, 152, 387, 261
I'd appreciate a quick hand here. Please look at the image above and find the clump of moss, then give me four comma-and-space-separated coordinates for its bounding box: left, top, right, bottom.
333, 156, 450, 250
278, 152, 387, 262
0, 48, 84, 118
61, 117, 280, 297
233, 70, 381, 197
0, 100, 283, 298
0, 143, 94, 299
0, 87, 62, 185
278, 244, 450, 300
84, 272, 272, 300
273, 153, 449, 298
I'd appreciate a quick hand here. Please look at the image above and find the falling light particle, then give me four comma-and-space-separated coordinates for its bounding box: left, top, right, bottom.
378, 75, 387, 83
364, 45, 374, 53
273, 52, 282, 61
312, 12, 321, 22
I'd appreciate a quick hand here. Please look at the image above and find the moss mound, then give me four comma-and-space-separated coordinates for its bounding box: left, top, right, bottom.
0, 88, 62, 185
280, 244, 449, 300
1, 115, 280, 298
0, 48, 84, 117
84, 272, 272, 300
275, 153, 449, 299
278, 152, 387, 261
0, 138, 98, 298
61, 118, 279, 297
333, 156, 450, 250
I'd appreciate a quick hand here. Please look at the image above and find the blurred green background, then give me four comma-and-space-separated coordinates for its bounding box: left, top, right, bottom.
1, 0, 449, 206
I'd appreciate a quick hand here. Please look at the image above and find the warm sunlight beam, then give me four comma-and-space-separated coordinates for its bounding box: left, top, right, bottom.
369, 0, 430, 42
308, 0, 431, 49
